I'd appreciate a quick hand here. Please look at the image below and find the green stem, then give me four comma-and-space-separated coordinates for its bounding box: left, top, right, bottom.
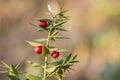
43, 56, 47, 80
43, 33, 50, 80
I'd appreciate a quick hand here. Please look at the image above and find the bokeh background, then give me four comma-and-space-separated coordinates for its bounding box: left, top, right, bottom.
0, 0, 120, 80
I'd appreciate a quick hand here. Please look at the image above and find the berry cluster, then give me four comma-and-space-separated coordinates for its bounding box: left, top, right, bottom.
34, 20, 59, 58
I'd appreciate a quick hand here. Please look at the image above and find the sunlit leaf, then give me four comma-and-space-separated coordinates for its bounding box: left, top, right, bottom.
34, 38, 47, 42
50, 48, 68, 52
54, 36, 70, 39
0, 61, 9, 68
27, 61, 44, 68
26, 41, 42, 46
56, 69, 63, 80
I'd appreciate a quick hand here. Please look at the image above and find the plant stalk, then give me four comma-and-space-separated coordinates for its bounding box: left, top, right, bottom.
43, 32, 50, 80
43, 56, 47, 80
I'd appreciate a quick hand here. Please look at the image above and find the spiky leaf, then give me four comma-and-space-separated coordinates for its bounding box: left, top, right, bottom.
42, 45, 50, 56
54, 36, 70, 39
34, 38, 47, 42
63, 54, 72, 64
26, 41, 42, 46
29, 23, 47, 31
27, 61, 43, 68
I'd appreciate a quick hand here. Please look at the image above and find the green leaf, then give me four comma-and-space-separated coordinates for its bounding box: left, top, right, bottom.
29, 23, 46, 31
50, 37, 55, 41
72, 54, 78, 60
42, 44, 50, 56
50, 27, 55, 35
56, 74, 62, 80
26, 41, 42, 46
62, 64, 72, 71
46, 66, 57, 73
8, 64, 20, 80
25, 74, 42, 80
49, 31, 59, 41
45, 19, 52, 26
58, 69, 63, 75
0, 61, 9, 68
50, 48, 68, 52
9, 64, 18, 76
69, 61, 79, 63
48, 60, 63, 66
34, 38, 47, 42
8, 75, 19, 80
58, 10, 68, 15
63, 54, 72, 64
58, 49, 68, 52
55, 27, 67, 31
54, 36, 70, 39
54, 21, 67, 28
27, 61, 44, 68
56, 69, 63, 80
0, 70, 8, 73
46, 66, 60, 77
15, 62, 22, 69
51, 31, 59, 36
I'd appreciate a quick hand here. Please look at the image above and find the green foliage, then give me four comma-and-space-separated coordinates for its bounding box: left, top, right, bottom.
27, 61, 44, 68
46, 54, 78, 79
42, 44, 50, 56
0, 61, 20, 80
8, 64, 20, 80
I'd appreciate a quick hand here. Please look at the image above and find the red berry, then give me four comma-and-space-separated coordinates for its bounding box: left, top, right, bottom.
38, 20, 48, 28
51, 51, 59, 58
34, 46, 42, 54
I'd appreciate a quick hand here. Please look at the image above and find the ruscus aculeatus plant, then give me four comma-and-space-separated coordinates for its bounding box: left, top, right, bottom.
0, 5, 78, 80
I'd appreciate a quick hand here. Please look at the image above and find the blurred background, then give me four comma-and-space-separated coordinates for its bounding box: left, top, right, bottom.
0, 0, 120, 80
